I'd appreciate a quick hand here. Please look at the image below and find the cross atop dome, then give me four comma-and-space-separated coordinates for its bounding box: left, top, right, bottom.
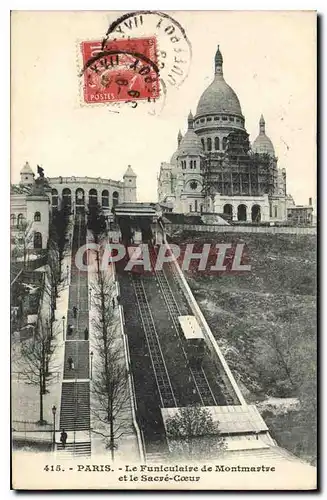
215, 45, 223, 77
259, 114, 266, 134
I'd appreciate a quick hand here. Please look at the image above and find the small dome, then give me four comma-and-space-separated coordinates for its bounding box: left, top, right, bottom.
20, 162, 34, 175
195, 46, 243, 117
252, 115, 275, 156
178, 112, 203, 156
178, 131, 203, 156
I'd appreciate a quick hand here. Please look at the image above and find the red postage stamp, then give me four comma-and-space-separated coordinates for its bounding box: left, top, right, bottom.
80, 37, 160, 104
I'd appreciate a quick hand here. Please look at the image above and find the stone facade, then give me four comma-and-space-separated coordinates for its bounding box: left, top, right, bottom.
11, 163, 137, 251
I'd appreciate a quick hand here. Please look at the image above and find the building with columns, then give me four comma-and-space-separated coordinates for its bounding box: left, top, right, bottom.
158, 46, 301, 224
11, 163, 137, 251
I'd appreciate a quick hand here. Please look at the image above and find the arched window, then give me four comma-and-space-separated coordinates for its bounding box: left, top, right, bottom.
89, 188, 98, 206
215, 137, 220, 150
34, 211, 41, 222
10, 214, 16, 226
223, 204, 233, 219
195, 200, 198, 212
17, 213, 25, 227
182, 161, 186, 170
62, 188, 72, 209
194, 160, 197, 169
112, 191, 119, 208
252, 204, 261, 223
222, 137, 228, 150
237, 204, 247, 222
207, 137, 212, 152
51, 189, 58, 208
201, 138, 205, 150
76, 188, 85, 205
102, 189, 109, 207
34, 232, 42, 249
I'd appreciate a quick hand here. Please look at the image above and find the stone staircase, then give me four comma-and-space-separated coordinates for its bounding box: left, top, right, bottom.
145, 439, 170, 463
63, 341, 90, 379
56, 441, 92, 459
59, 381, 90, 431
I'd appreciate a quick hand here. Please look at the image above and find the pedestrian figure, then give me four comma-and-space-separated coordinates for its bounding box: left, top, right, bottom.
73, 306, 78, 318
112, 297, 115, 309
60, 429, 68, 449
67, 356, 74, 370
84, 327, 89, 340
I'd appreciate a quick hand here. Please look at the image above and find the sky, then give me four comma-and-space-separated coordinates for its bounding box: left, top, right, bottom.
11, 10, 316, 206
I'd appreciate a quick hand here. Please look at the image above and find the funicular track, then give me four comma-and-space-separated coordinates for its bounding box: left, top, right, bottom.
148, 248, 217, 406
165, 259, 235, 406
131, 276, 177, 408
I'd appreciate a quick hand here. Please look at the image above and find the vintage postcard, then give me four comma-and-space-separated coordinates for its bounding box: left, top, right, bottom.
10, 10, 317, 490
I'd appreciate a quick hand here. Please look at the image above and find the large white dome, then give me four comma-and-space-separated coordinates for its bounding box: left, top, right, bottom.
195, 46, 243, 118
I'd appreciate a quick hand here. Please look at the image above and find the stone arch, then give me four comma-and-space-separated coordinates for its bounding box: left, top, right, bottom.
62, 188, 72, 209
102, 189, 109, 207
89, 188, 98, 206
112, 191, 119, 207
252, 204, 261, 223
34, 232, 42, 249
75, 187, 85, 205
223, 203, 233, 219
237, 204, 247, 222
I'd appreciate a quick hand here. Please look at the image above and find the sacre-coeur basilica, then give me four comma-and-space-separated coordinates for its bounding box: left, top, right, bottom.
158, 46, 313, 225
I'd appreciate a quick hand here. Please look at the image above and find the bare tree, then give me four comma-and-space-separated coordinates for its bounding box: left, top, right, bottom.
18, 316, 59, 424
50, 205, 71, 277
91, 270, 130, 460
165, 406, 226, 460
87, 203, 107, 275
47, 238, 61, 318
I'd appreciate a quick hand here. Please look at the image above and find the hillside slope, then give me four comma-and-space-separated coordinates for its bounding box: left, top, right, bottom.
170, 231, 317, 464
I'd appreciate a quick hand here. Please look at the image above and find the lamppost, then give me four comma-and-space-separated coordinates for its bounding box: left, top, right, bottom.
90, 351, 94, 380
62, 316, 65, 341
52, 405, 57, 451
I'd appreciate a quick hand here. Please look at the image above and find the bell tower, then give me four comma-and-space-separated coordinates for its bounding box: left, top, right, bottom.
20, 162, 35, 186
123, 165, 137, 203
